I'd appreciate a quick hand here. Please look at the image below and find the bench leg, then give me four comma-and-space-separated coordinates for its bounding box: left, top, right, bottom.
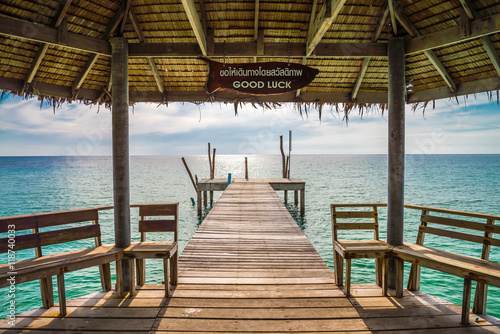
128, 259, 136, 297
57, 273, 67, 317
382, 257, 388, 296
345, 259, 352, 297
170, 252, 178, 286
473, 282, 488, 314
98, 263, 112, 291
136, 259, 146, 286
163, 258, 171, 297
334, 251, 344, 287
39, 277, 54, 309
375, 258, 382, 287
116, 260, 124, 298
461, 278, 472, 325
396, 258, 404, 298
407, 263, 421, 291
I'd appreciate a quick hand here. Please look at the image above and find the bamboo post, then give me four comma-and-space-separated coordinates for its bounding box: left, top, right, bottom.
387, 37, 406, 291
111, 36, 132, 292
245, 157, 248, 180
280, 135, 286, 178
212, 148, 216, 179
208, 143, 212, 179
181, 157, 198, 192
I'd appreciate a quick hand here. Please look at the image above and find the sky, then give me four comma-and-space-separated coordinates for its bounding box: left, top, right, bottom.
0, 92, 499, 156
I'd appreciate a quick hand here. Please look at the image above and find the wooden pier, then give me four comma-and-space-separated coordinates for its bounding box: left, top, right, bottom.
196, 178, 305, 215
2, 180, 500, 333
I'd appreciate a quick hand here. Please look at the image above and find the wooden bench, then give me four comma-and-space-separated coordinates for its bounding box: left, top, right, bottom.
123, 203, 179, 297
392, 204, 500, 325
331, 203, 392, 296
0, 208, 123, 316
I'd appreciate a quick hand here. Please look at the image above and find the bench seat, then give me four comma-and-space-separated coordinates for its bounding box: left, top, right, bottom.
393, 242, 500, 287
335, 240, 393, 259
0, 245, 123, 288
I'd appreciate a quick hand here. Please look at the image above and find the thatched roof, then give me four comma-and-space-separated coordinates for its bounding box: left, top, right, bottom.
0, 0, 499, 107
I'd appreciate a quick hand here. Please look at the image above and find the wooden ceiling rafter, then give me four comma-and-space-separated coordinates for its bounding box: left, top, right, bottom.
297, 0, 320, 98
306, 0, 347, 57
458, 0, 500, 77
388, 0, 398, 36
181, 0, 208, 56
351, 2, 389, 102
71, 0, 127, 98
129, 6, 166, 94
21, 0, 73, 94
392, 0, 457, 92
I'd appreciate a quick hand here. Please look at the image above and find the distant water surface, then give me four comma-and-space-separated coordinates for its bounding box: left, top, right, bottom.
0, 154, 499, 319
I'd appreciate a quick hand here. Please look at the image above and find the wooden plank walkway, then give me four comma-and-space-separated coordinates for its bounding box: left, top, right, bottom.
2, 179, 500, 333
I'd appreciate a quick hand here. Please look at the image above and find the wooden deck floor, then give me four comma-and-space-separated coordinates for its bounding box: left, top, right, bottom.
2, 180, 500, 333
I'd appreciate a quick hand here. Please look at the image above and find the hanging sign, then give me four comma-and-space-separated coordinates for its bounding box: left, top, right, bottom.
201, 58, 319, 95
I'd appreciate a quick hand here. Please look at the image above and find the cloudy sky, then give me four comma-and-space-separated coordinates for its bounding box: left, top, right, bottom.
0, 93, 499, 156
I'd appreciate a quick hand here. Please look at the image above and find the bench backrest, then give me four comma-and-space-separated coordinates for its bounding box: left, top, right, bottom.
331, 203, 387, 241
0, 208, 102, 256
138, 203, 179, 242
406, 204, 500, 261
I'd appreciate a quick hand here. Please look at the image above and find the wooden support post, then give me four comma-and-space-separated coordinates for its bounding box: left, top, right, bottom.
111, 36, 132, 293
203, 191, 207, 207
300, 188, 305, 215
284, 190, 288, 204
208, 143, 212, 179
197, 190, 202, 215
245, 157, 248, 180
280, 135, 286, 178
345, 259, 352, 297
294, 190, 298, 206
163, 258, 171, 297
210, 191, 213, 206
387, 37, 406, 291
182, 157, 198, 192
212, 148, 216, 178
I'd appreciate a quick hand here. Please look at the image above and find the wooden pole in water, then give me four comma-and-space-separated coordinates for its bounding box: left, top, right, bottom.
280, 135, 286, 178
111, 36, 131, 292
181, 157, 198, 192
212, 148, 216, 179
208, 143, 212, 179
387, 37, 406, 290
245, 157, 248, 180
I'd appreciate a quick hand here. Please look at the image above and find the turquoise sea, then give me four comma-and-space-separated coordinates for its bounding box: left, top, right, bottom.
1, 154, 500, 320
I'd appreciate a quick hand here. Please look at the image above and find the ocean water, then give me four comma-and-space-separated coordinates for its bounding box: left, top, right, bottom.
1, 154, 499, 320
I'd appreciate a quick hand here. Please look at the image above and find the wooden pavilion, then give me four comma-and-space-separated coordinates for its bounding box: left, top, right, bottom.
1, 0, 500, 330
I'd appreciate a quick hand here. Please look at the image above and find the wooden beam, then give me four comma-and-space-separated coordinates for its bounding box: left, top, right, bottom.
119, 0, 131, 35
72, 2, 127, 96
181, 0, 208, 56
351, 57, 370, 101
350, 4, 389, 102
372, 2, 389, 43
22, 0, 73, 89
306, 0, 347, 56
387, 0, 398, 36
457, 0, 500, 77
407, 77, 500, 103
406, 12, 500, 54
0, 16, 110, 55
128, 42, 386, 58
0, 76, 389, 104
128, 6, 166, 93
3, 75, 500, 105
199, 0, 207, 37
392, 1, 457, 92
147, 58, 165, 93
254, 0, 260, 41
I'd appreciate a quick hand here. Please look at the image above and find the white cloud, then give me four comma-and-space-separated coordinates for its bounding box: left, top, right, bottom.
0, 93, 498, 155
